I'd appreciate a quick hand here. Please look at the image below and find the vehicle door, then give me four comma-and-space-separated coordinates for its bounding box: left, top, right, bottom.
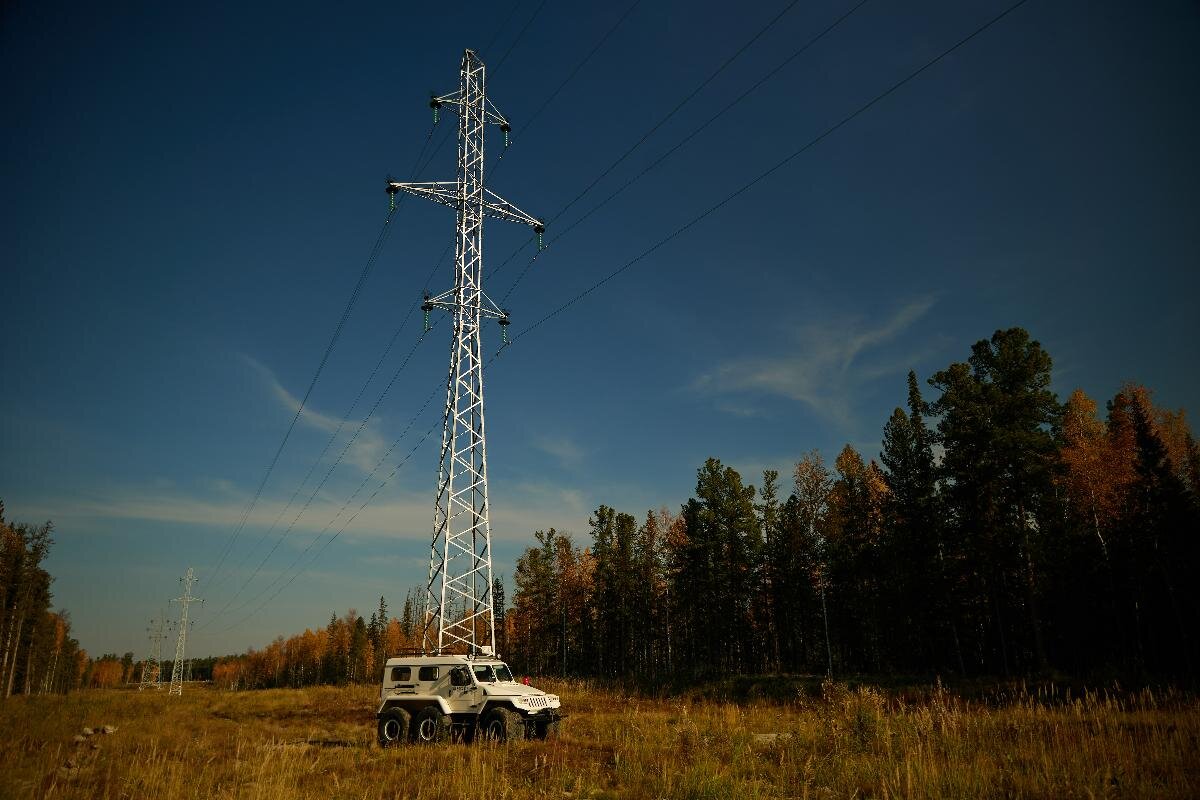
447, 665, 483, 712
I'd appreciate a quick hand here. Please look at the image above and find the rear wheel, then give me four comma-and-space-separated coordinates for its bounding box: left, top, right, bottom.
411, 706, 450, 744
377, 708, 410, 748
481, 707, 525, 743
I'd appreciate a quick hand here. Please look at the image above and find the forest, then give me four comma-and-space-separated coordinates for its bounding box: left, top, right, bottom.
202, 327, 1198, 690
0, 506, 84, 696
7, 327, 1198, 693
506, 327, 1199, 682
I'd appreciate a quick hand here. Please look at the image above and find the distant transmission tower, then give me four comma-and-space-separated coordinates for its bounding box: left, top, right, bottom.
388, 49, 543, 655
138, 612, 168, 691
168, 568, 203, 695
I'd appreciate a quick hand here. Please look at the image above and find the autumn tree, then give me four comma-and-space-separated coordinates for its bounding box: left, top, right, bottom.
1107, 385, 1200, 674
0, 504, 80, 695
823, 446, 889, 672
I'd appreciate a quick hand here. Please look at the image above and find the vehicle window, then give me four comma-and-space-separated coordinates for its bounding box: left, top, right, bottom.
495, 664, 514, 682
390, 666, 411, 682
418, 666, 439, 681
450, 667, 471, 687
473, 665, 495, 682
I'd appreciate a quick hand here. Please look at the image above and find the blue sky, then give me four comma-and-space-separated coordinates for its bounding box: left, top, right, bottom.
2, 0, 1197, 658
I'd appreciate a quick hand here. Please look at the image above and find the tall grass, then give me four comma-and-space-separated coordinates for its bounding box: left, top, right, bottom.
1, 679, 1196, 798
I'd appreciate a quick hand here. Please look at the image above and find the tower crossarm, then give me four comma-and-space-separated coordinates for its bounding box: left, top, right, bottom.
429, 90, 511, 129
423, 287, 509, 320
386, 181, 542, 229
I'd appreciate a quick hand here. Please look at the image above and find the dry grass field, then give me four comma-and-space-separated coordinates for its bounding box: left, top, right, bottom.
1, 679, 1198, 799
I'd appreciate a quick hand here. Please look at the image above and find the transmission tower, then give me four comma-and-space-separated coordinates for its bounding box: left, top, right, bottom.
138, 612, 168, 691
387, 49, 543, 655
168, 568, 203, 695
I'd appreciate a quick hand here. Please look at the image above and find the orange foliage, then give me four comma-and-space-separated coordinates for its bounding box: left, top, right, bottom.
89, 658, 123, 688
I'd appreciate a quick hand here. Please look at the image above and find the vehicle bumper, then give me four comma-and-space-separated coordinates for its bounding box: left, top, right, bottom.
523, 708, 565, 723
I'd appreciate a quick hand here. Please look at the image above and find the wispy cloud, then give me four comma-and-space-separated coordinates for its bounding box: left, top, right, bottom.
694, 297, 938, 431
714, 401, 768, 419
531, 435, 585, 468
511, 479, 587, 516
27, 477, 582, 547
241, 354, 388, 473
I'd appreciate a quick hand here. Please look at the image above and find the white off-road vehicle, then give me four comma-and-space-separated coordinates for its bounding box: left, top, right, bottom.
375, 654, 562, 745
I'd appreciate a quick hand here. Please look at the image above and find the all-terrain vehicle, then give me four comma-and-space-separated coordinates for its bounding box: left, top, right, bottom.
375, 653, 562, 746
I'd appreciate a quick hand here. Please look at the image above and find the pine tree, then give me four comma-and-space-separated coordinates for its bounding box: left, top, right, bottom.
492, 576, 506, 657
930, 328, 1062, 675
676, 459, 759, 675
757, 470, 782, 671
879, 371, 956, 672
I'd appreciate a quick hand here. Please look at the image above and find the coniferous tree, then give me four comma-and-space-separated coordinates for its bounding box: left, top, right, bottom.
930, 328, 1062, 675
492, 576, 506, 658
676, 459, 758, 675
879, 371, 956, 672
757, 470, 782, 672
1117, 387, 1199, 674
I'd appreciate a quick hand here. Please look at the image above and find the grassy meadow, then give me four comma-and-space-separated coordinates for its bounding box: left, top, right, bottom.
1, 678, 1197, 799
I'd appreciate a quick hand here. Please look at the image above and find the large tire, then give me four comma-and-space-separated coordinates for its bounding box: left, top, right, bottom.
481, 707, 525, 743
410, 706, 451, 744
377, 708, 410, 748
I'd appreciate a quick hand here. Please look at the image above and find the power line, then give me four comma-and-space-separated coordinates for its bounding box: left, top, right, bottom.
496, 0, 872, 305
206, 203, 401, 589
208, 124, 438, 593
198, 0, 837, 627
486, 0, 645, 180
481, 0, 811, 288
216, 389, 445, 633
548, 0, 804, 229
201, 0, 1030, 639
530, 0, 644, 136
508, 0, 1033, 346
198, 20, 635, 629
208, 239, 445, 598
201, 325, 439, 625
491, 0, 549, 76
480, 0, 525, 61
193, 10, 558, 624
202, 10, 570, 612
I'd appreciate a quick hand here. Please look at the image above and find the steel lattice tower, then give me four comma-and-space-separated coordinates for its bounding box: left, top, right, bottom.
168, 568, 203, 695
138, 612, 167, 691
388, 49, 542, 655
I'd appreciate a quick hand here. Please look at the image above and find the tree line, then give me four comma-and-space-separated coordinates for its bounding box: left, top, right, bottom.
61, 326, 1198, 692
209, 591, 431, 689
505, 328, 1200, 683
1, 503, 86, 695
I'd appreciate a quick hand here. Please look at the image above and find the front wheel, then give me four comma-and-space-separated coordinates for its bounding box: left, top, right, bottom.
410, 706, 450, 744
481, 707, 525, 743
377, 708, 410, 747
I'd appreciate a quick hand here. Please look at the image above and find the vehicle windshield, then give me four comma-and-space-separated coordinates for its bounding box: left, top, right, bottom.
471, 663, 515, 683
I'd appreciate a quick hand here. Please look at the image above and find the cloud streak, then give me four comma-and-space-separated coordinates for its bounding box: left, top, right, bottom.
241, 354, 388, 474
28, 476, 584, 547
694, 297, 938, 430
531, 435, 585, 468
